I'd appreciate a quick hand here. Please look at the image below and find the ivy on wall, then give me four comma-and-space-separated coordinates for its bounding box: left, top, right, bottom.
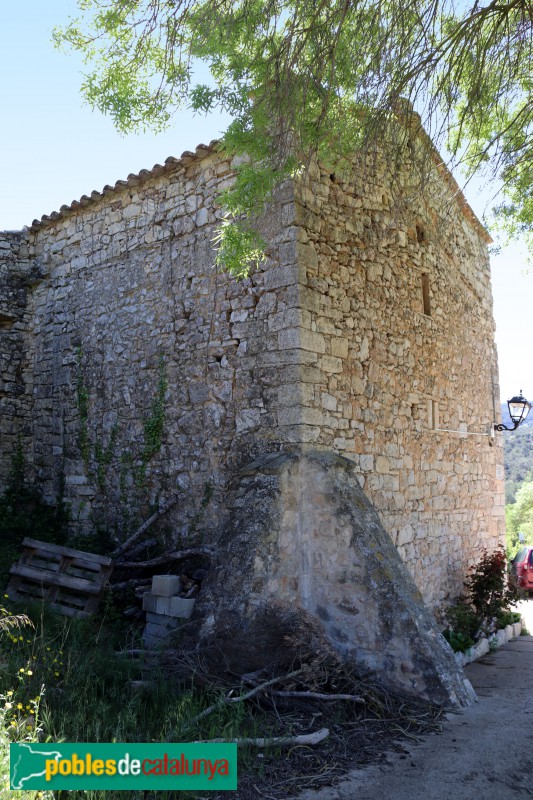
75, 348, 168, 493
137, 355, 168, 484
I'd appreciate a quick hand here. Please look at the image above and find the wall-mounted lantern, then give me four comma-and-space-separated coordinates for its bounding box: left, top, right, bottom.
495, 391, 531, 432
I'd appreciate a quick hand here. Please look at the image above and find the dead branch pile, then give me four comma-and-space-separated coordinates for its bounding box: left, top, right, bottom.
116, 604, 444, 794
126, 604, 443, 751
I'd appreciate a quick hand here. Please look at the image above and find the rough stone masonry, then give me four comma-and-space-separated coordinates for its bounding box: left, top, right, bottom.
0, 137, 505, 705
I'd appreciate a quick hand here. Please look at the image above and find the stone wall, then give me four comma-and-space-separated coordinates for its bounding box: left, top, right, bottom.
0, 140, 505, 611
0, 232, 36, 487
288, 157, 505, 607
23, 148, 304, 541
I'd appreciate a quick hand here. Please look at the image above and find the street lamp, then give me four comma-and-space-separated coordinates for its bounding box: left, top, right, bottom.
495, 391, 532, 432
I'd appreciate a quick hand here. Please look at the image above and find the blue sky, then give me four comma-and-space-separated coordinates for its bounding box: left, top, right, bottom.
1, 0, 531, 403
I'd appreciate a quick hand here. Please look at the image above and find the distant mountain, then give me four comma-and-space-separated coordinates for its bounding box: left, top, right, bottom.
501, 403, 533, 503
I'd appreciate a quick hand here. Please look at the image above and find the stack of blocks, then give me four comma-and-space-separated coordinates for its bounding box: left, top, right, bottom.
142, 574, 196, 649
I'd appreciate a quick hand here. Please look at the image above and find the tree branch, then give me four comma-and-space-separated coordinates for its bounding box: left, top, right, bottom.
184, 668, 305, 729
195, 728, 330, 747
112, 496, 179, 558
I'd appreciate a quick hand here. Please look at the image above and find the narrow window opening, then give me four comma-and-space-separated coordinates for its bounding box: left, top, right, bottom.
416, 224, 426, 244
428, 399, 440, 430
432, 400, 439, 430
421, 273, 431, 316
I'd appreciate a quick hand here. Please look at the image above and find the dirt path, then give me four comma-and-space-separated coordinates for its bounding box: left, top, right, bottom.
295, 604, 533, 800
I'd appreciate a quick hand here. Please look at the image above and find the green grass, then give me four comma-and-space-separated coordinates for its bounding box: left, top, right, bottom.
0, 598, 266, 800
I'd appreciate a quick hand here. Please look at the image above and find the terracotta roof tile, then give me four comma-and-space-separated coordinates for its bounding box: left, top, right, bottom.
28, 140, 221, 232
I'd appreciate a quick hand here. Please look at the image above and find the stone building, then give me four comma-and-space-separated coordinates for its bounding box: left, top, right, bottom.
0, 138, 505, 703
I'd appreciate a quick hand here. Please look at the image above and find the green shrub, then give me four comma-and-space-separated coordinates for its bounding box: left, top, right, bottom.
465, 547, 517, 622
0, 450, 69, 588
495, 609, 521, 628
442, 628, 475, 653
444, 548, 519, 652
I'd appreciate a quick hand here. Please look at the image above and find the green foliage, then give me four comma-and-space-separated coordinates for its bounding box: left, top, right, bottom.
1, 687, 51, 800
0, 606, 49, 800
135, 356, 168, 486
54, 0, 533, 271
0, 450, 69, 588
442, 627, 475, 654
74, 348, 168, 494
141, 356, 168, 463
465, 547, 515, 621
443, 548, 518, 651
443, 601, 479, 652
503, 421, 533, 504
495, 609, 521, 629
0, 599, 264, 799
213, 216, 267, 279
505, 481, 533, 559
76, 346, 119, 487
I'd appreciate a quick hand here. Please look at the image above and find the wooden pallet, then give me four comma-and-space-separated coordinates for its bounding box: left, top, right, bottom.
6, 537, 114, 619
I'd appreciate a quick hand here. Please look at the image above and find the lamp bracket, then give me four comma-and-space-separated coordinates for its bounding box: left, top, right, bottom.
494, 421, 520, 432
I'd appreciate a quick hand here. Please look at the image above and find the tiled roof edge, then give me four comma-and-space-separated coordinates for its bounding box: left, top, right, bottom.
27, 140, 222, 233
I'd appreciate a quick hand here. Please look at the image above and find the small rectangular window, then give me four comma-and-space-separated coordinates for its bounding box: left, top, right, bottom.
421, 274, 431, 316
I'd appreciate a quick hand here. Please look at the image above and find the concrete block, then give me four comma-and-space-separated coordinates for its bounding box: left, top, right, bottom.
146, 612, 179, 629
143, 593, 174, 615
143, 621, 174, 639
142, 633, 170, 649
151, 575, 181, 596
169, 596, 196, 619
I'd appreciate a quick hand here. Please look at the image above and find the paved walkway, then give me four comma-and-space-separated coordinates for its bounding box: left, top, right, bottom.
297, 601, 533, 800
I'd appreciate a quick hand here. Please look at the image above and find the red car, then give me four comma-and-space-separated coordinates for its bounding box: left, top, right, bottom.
509, 546, 533, 592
